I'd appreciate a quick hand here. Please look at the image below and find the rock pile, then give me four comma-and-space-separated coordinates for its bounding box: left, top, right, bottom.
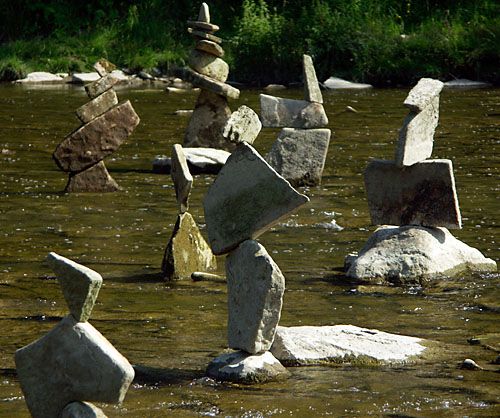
262, 55, 332, 187
161, 144, 216, 280
15, 252, 134, 418
53, 58, 140, 193
169, 3, 240, 151
203, 106, 309, 383
346, 78, 497, 283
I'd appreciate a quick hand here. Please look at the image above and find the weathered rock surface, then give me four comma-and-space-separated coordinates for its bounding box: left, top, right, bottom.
403, 78, 444, 113
196, 39, 224, 58
93, 58, 116, 77
259, 94, 328, 128
188, 49, 229, 82
85, 74, 119, 99
364, 159, 461, 229
187, 27, 222, 44
271, 325, 429, 365
60, 401, 107, 418
16, 72, 64, 83
171, 144, 193, 213
265, 128, 331, 187
162, 212, 216, 280
65, 161, 119, 193
226, 240, 285, 354
323, 77, 372, 89
184, 90, 235, 151
345, 225, 497, 283
203, 142, 309, 255
153, 147, 230, 174
53, 100, 140, 172
303, 54, 323, 103
15, 315, 134, 418
206, 350, 289, 384
46, 252, 102, 322
75, 89, 118, 123
222, 105, 262, 145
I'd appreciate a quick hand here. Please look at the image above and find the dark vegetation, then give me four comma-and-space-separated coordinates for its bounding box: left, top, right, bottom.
0, 0, 499, 86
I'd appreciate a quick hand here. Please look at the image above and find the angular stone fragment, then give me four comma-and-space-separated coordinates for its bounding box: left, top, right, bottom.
403, 78, 444, 113
85, 74, 119, 99
196, 39, 224, 58
170, 66, 239, 99
259, 94, 328, 128
153, 147, 230, 174
206, 350, 289, 384
265, 128, 331, 187
188, 20, 219, 32
203, 143, 309, 255
161, 212, 216, 280
184, 90, 235, 151
171, 144, 193, 213
222, 105, 262, 145
188, 49, 228, 82
61, 401, 107, 418
226, 240, 285, 353
53, 100, 140, 172
65, 161, 119, 193
93, 58, 116, 77
75, 89, 118, 123
15, 315, 134, 418
364, 159, 461, 229
303, 54, 323, 103
187, 27, 222, 44
198, 2, 210, 23
46, 252, 102, 322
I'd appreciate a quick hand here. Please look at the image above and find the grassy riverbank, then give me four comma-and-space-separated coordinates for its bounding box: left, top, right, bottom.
1, 0, 499, 86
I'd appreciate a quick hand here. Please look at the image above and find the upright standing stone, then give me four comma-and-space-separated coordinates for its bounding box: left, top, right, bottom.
171, 144, 193, 213
303, 54, 323, 103
222, 105, 262, 145
198, 2, 210, 22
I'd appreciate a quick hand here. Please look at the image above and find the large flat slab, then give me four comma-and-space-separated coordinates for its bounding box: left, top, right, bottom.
203, 142, 309, 255
364, 159, 461, 229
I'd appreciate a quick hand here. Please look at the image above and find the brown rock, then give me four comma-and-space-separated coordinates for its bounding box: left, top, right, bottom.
75, 89, 118, 123
64, 161, 119, 193
93, 58, 116, 77
187, 27, 222, 44
188, 20, 219, 32
195, 40, 224, 58
85, 74, 119, 99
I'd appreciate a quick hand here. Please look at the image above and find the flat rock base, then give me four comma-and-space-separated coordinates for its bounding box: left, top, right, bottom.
65, 161, 119, 193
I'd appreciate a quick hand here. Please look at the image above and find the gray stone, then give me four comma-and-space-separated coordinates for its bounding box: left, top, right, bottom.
206, 350, 289, 384
443, 79, 491, 89
203, 142, 309, 255
15, 315, 134, 418
184, 90, 235, 151
198, 2, 210, 23
153, 147, 230, 174
345, 226, 497, 284
187, 27, 222, 44
75, 89, 118, 123
65, 161, 119, 193
303, 54, 323, 103
196, 40, 224, 58
64, 73, 101, 84
364, 159, 461, 229
403, 78, 444, 113
226, 240, 285, 354
85, 74, 119, 99
188, 49, 228, 82
46, 252, 102, 322
53, 100, 140, 172
222, 105, 262, 145
265, 128, 331, 187
93, 58, 116, 77
323, 76, 372, 89
171, 144, 193, 213
259, 94, 328, 128
271, 325, 429, 366
16, 72, 64, 83
263, 84, 286, 91
162, 212, 216, 280
60, 401, 107, 418
188, 20, 219, 32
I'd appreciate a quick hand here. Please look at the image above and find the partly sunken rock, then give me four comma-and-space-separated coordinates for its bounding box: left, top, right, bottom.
323, 77, 372, 89
15, 315, 134, 418
226, 240, 285, 354
196, 39, 224, 58
161, 212, 216, 280
265, 128, 331, 187
403, 77, 444, 113
65, 161, 119, 193
53, 100, 140, 172
93, 58, 116, 77
345, 226, 497, 284
153, 147, 230, 174
203, 143, 309, 255
271, 325, 429, 365
188, 49, 229, 82
259, 94, 328, 128
171, 144, 193, 213
170, 67, 240, 99
46, 252, 102, 322
85, 74, 119, 99
303, 54, 323, 103
222, 105, 262, 145
206, 350, 289, 384
60, 401, 107, 418
364, 159, 461, 229
75, 89, 118, 124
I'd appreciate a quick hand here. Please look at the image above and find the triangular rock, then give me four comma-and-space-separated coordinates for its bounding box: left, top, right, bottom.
171, 144, 193, 213
64, 161, 119, 193
303, 54, 323, 103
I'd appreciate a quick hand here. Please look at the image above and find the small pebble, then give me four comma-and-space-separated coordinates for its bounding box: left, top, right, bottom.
460, 358, 482, 370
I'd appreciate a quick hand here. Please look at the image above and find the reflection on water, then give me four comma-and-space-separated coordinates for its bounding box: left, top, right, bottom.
1, 83, 500, 417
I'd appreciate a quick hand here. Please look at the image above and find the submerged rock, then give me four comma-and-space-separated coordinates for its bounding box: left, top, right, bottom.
443, 79, 491, 89
323, 77, 372, 89
171, 144, 193, 213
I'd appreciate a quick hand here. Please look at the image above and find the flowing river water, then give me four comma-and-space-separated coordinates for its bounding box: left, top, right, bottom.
1, 82, 500, 417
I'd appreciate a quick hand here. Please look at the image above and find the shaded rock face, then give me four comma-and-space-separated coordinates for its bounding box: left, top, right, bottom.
303, 54, 323, 104
64, 161, 119, 193
60, 401, 107, 418
345, 226, 497, 284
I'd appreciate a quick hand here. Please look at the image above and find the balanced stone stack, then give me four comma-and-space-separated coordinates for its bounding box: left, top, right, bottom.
346, 78, 496, 283
262, 54, 331, 187
15, 252, 134, 418
169, 3, 240, 152
161, 144, 216, 280
53, 58, 140, 192
203, 106, 309, 383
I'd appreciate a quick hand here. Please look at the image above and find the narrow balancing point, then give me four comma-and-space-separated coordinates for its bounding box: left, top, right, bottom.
171, 144, 193, 214
303, 54, 323, 104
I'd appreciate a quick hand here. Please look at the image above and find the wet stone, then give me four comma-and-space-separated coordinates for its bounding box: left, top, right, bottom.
61, 401, 108, 418
170, 66, 239, 99
85, 74, 119, 99
222, 105, 262, 145
188, 27, 222, 44
303, 54, 323, 103
65, 161, 119, 193
171, 144, 193, 213
93, 58, 116, 77
196, 39, 224, 58
188, 49, 228, 82
75, 89, 118, 124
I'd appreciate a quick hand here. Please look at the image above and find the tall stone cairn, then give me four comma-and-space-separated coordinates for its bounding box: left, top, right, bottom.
53, 58, 140, 193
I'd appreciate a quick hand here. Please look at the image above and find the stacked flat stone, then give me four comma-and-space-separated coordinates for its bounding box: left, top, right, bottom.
262, 54, 331, 187
204, 108, 309, 383
15, 252, 134, 418
170, 3, 240, 151
53, 58, 140, 192
161, 144, 216, 280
